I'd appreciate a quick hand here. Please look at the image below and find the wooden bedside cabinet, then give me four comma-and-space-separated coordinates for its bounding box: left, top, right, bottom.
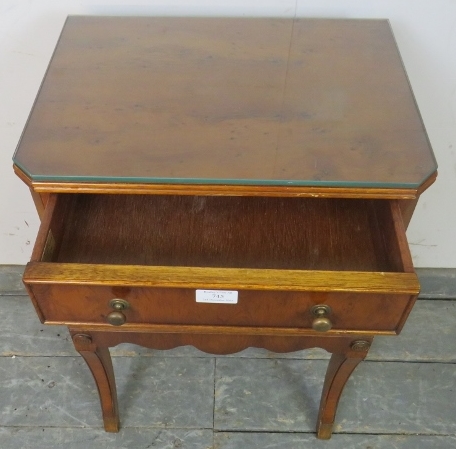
13, 17, 436, 439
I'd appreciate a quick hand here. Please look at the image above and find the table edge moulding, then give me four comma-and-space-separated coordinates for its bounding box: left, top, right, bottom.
13, 16, 437, 440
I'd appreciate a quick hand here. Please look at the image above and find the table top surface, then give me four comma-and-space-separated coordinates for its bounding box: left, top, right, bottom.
13, 16, 436, 190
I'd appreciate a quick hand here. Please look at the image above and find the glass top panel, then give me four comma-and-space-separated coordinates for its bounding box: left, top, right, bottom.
14, 17, 437, 188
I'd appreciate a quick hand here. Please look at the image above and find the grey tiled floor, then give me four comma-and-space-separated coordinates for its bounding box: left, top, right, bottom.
1, 266, 456, 448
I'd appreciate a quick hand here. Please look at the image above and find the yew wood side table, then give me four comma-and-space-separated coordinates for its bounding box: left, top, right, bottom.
13, 16, 437, 439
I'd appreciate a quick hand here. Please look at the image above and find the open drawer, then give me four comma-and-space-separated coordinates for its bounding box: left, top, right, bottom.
23, 194, 419, 335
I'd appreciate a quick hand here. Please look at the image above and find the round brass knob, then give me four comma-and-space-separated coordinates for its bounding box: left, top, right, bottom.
107, 311, 126, 326
310, 305, 332, 332
312, 316, 332, 332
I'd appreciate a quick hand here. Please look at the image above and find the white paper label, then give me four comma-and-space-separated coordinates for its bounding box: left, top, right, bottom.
196, 289, 238, 304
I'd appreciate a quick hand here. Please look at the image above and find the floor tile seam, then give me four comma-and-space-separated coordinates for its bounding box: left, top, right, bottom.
0, 293, 29, 297
0, 425, 454, 437
213, 429, 456, 437
419, 296, 456, 300
333, 431, 456, 437
0, 354, 216, 360
0, 355, 79, 358
362, 359, 456, 365
0, 424, 216, 430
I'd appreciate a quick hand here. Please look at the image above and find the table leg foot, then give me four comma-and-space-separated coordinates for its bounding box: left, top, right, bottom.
316, 340, 371, 439
316, 422, 333, 440
103, 415, 120, 433
72, 333, 120, 432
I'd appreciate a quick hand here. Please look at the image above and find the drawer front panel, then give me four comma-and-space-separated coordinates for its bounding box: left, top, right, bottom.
28, 283, 412, 333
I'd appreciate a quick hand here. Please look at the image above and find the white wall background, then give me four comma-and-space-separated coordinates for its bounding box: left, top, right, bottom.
1, 0, 455, 267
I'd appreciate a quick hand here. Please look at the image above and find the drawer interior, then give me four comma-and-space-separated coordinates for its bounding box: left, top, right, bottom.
36, 194, 411, 273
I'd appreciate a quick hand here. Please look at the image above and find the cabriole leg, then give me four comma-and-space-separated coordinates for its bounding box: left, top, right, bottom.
71, 333, 120, 432
316, 339, 371, 439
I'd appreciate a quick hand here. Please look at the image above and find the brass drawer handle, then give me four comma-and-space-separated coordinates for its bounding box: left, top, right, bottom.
107, 298, 130, 326
109, 298, 130, 310
310, 304, 332, 332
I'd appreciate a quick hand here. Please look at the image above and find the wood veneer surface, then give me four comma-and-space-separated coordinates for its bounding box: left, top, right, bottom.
54, 194, 402, 272
14, 17, 436, 188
